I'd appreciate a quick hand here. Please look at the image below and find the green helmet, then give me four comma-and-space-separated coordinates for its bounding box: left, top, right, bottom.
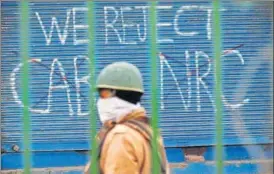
96, 62, 144, 93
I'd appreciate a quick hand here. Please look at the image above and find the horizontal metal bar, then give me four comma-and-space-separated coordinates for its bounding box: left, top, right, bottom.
1, 0, 273, 3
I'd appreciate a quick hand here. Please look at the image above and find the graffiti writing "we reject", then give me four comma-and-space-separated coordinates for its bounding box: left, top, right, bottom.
35, 5, 226, 45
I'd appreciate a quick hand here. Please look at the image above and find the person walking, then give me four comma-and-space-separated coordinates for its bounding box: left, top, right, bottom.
84, 62, 170, 174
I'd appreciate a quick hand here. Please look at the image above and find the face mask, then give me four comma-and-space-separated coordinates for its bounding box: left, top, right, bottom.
97, 97, 141, 123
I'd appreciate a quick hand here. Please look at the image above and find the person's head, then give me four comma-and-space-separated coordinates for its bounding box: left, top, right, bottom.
96, 62, 144, 123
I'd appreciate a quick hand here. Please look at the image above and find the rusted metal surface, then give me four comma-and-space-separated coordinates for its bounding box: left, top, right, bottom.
183, 147, 206, 162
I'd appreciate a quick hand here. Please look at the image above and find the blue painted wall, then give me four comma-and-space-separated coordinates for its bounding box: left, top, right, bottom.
1, 0, 273, 171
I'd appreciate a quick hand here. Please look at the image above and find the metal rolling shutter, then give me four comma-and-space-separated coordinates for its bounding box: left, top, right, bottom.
1, 0, 272, 155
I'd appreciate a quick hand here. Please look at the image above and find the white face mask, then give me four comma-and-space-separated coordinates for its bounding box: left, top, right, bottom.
97, 97, 141, 123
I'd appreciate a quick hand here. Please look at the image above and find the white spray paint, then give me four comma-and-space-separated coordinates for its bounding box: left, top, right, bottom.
185, 51, 192, 109
35, 9, 72, 46
73, 7, 89, 45
174, 6, 201, 37
195, 51, 215, 112
160, 53, 164, 110
160, 50, 248, 112
47, 59, 74, 116
10, 51, 249, 115
195, 52, 201, 111
10, 63, 23, 106
104, 6, 122, 44
174, 6, 226, 40
207, 9, 212, 40
11, 58, 74, 115
74, 56, 90, 116
120, 7, 137, 44
10, 59, 41, 107
103, 5, 227, 44
10, 59, 53, 114
135, 6, 148, 42
157, 22, 174, 43
221, 50, 249, 110
34, 5, 227, 45
157, 6, 174, 43
159, 53, 191, 111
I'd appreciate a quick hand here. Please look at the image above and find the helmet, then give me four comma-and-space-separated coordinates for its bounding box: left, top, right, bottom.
96, 62, 144, 93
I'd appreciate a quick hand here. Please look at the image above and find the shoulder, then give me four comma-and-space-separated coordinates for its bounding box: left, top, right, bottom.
106, 124, 146, 144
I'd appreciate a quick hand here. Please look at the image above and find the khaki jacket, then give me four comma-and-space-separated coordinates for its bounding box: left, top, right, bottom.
84, 108, 170, 174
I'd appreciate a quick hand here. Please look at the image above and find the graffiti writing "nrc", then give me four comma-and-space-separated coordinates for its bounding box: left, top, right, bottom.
35, 6, 226, 45
10, 50, 249, 116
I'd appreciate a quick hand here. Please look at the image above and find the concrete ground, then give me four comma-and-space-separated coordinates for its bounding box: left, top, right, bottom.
2, 160, 273, 174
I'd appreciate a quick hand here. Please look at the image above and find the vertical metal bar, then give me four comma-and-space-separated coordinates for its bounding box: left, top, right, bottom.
271, 1, 273, 134
212, 0, 224, 174
20, 0, 31, 173
87, 1, 98, 174
148, 1, 160, 174
0, 1, 2, 170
